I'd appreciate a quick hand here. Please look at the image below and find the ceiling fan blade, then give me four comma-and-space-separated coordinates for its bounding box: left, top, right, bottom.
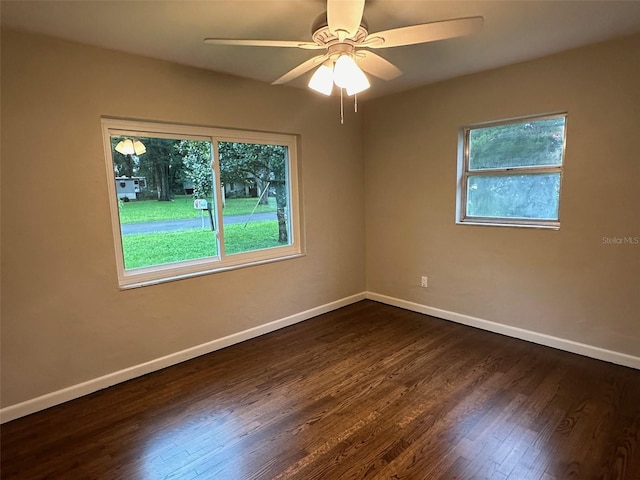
272, 54, 330, 85
204, 38, 323, 50
356, 51, 402, 80
327, 0, 365, 39
365, 16, 484, 49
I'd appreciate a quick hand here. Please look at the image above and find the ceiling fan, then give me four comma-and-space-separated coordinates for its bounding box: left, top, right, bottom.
204, 0, 482, 100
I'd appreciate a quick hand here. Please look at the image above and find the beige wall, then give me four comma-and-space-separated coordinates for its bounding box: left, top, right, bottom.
2, 28, 639, 412
364, 34, 640, 357
0, 29, 365, 407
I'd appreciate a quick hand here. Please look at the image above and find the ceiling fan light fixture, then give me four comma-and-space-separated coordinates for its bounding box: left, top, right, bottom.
308, 63, 334, 96
333, 54, 370, 95
115, 138, 146, 156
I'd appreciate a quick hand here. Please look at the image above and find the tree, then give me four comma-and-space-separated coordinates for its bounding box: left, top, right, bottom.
469, 117, 565, 169
219, 142, 289, 243
178, 140, 213, 199
136, 138, 184, 201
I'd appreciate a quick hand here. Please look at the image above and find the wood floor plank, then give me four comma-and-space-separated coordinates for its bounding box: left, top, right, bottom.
2, 300, 639, 479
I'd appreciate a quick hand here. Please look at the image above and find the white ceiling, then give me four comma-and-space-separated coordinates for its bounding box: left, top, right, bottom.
2, 0, 640, 99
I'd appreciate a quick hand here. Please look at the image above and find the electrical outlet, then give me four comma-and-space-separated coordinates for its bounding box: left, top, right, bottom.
421, 276, 428, 288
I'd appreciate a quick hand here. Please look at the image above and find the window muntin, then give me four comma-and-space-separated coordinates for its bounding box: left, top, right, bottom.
102, 119, 301, 288
458, 113, 566, 228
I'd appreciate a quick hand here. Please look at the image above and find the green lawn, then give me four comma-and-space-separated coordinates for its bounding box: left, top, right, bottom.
119, 196, 277, 224
122, 221, 281, 269
118, 196, 283, 269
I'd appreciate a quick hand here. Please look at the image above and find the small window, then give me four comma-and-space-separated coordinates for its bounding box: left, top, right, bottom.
457, 113, 567, 228
101, 118, 302, 288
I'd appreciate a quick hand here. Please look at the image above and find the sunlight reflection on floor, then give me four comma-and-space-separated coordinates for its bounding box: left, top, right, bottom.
140, 410, 245, 479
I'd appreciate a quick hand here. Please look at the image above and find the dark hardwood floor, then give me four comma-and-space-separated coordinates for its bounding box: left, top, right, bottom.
2, 300, 639, 479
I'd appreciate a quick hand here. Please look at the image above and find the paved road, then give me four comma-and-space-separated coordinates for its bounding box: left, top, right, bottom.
121, 211, 277, 235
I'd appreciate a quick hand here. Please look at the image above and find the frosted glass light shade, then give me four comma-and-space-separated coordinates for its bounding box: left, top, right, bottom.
133, 140, 146, 155
115, 139, 146, 156
308, 64, 334, 96
345, 70, 370, 96
115, 139, 134, 155
333, 55, 370, 95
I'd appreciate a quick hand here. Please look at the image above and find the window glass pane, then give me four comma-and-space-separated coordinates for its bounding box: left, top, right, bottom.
111, 135, 218, 269
218, 142, 291, 255
469, 117, 565, 170
466, 173, 561, 220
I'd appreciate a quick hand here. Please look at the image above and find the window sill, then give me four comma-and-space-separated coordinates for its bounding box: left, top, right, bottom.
119, 252, 305, 290
456, 220, 560, 230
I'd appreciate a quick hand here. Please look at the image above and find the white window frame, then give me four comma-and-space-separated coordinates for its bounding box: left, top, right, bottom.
456, 112, 567, 229
101, 118, 303, 289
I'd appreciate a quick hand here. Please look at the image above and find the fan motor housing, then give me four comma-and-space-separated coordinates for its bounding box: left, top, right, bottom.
311, 12, 369, 46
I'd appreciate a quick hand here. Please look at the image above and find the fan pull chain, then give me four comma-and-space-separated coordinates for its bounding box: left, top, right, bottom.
340, 88, 344, 124
354, 93, 358, 113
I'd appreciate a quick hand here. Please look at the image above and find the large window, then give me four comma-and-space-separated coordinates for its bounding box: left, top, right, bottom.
457, 113, 567, 228
101, 118, 302, 288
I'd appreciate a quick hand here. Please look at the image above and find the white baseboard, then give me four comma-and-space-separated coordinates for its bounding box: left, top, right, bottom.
0, 293, 366, 424
365, 291, 640, 371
